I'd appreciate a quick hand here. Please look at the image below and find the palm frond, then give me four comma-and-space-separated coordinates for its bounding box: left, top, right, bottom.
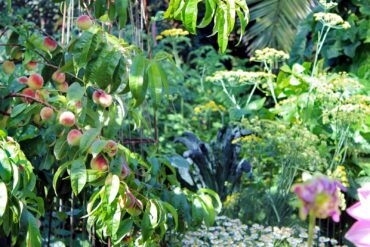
244, 0, 316, 54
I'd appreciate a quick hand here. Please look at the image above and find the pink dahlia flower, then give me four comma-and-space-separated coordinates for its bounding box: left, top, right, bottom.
345, 184, 370, 247
292, 175, 345, 222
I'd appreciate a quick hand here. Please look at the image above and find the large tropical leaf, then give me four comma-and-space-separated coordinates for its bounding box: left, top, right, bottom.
244, 0, 316, 54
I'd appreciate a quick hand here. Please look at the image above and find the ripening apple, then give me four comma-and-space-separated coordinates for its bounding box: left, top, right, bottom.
56, 82, 69, 92
52, 70, 65, 84
40, 107, 54, 121
2, 61, 16, 74
35, 89, 49, 102
67, 129, 82, 146
120, 162, 130, 179
21, 88, 35, 103
33, 114, 41, 125
43, 37, 57, 51
104, 140, 118, 157
92, 89, 112, 108
18, 76, 28, 84
76, 15, 93, 30
27, 73, 44, 90
10, 47, 23, 60
90, 154, 108, 171
25, 61, 37, 71
59, 111, 75, 127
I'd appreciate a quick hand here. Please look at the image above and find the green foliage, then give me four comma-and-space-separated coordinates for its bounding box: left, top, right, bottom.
245, 0, 315, 54
164, 0, 250, 53
174, 126, 252, 200
0, 137, 44, 246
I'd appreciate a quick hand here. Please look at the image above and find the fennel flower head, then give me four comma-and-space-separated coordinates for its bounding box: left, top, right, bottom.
292, 175, 346, 222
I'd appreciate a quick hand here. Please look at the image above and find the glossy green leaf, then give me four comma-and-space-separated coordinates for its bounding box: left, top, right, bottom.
108, 174, 120, 203
147, 61, 163, 109
129, 54, 147, 107
80, 128, 100, 153
26, 211, 42, 247
183, 0, 199, 34
71, 158, 87, 195
198, 0, 216, 28
67, 82, 85, 102
0, 182, 7, 217
116, 0, 129, 29
53, 161, 71, 195
216, 3, 229, 53
162, 202, 178, 230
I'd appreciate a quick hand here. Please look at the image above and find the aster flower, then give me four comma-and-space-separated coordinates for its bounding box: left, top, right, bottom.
345, 184, 370, 246
293, 175, 346, 222
293, 175, 346, 247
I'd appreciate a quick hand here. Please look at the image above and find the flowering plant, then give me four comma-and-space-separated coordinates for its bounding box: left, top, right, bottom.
345, 184, 370, 246
293, 175, 346, 246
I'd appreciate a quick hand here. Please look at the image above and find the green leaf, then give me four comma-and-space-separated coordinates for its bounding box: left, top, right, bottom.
116, 0, 129, 29
53, 161, 71, 195
71, 158, 87, 195
108, 174, 120, 203
67, 82, 85, 102
95, 0, 106, 18
111, 205, 121, 236
11, 103, 27, 118
54, 137, 68, 160
26, 211, 42, 247
162, 202, 178, 230
147, 61, 163, 108
227, 0, 236, 34
183, 0, 199, 34
235, 8, 248, 45
129, 54, 147, 107
192, 196, 205, 225
90, 140, 107, 158
198, 0, 216, 28
114, 219, 133, 245
170, 155, 190, 169
199, 194, 215, 226
80, 128, 100, 153
216, 3, 229, 53
199, 188, 222, 213
0, 182, 7, 217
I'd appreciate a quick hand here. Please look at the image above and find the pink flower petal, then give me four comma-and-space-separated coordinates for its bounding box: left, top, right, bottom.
345, 221, 370, 247
347, 202, 370, 221
358, 183, 370, 203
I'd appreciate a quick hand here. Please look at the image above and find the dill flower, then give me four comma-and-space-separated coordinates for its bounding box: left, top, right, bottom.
314, 12, 351, 29
250, 48, 289, 63
318, 0, 338, 10
206, 70, 273, 85
160, 28, 189, 37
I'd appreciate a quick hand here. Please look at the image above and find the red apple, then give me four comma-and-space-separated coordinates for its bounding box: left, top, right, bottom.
104, 140, 118, 157
18, 76, 28, 84
44, 37, 57, 51
59, 111, 75, 127
90, 154, 108, 171
76, 15, 93, 30
21, 88, 35, 103
92, 89, 112, 108
121, 162, 130, 179
27, 73, 44, 90
56, 82, 69, 92
2, 61, 16, 74
40, 107, 54, 121
25, 61, 37, 71
67, 129, 82, 146
52, 70, 65, 84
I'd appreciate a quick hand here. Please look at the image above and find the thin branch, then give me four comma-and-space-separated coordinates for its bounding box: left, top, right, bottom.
0, 111, 10, 116
5, 93, 57, 111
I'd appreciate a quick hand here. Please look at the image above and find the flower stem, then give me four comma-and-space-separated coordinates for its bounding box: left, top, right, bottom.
308, 212, 316, 247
